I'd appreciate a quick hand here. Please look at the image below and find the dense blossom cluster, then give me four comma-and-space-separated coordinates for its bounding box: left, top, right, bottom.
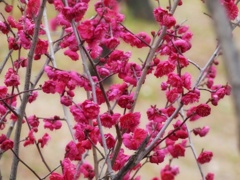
0, 0, 238, 179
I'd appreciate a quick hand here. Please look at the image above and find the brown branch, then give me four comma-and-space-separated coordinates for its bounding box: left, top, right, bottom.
41, 164, 61, 180
10, 149, 41, 180
0, 49, 13, 74
36, 143, 51, 172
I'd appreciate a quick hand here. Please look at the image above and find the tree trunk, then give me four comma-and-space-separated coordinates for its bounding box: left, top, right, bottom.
206, 0, 240, 150
125, 0, 154, 21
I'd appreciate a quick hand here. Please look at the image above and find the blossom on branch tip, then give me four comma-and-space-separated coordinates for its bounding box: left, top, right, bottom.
0, 21, 9, 34
0, 86, 8, 98
99, 133, 116, 149
193, 126, 210, 137
154, 8, 176, 28
61, 2, 88, 21
70, 104, 88, 123
100, 112, 120, 128
211, 84, 231, 106
169, 54, 189, 68
79, 163, 95, 179
49, 172, 63, 180
26, 0, 40, 17
136, 32, 151, 48
4, 68, 20, 87
0, 134, 7, 144
120, 31, 151, 48
187, 106, 201, 121
50, 14, 70, 30
122, 128, 148, 150
7, 16, 18, 29
160, 165, 179, 180
103, 37, 120, 49
206, 173, 214, 180
1, 139, 14, 151
38, 133, 50, 148
120, 112, 140, 132
167, 73, 183, 88
107, 82, 128, 101
196, 104, 211, 117
166, 88, 181, 103
147, 105, 168, 123
60, 95, 73, 106
118, 94, 134, 109
34, 39, 48, 59
0, 134, 13, 151
23, 130, 35, 147
8, 37, 19, 50
62, 158, 78, 179
197, 151, 213, 164
81, 100, 100, 120
77, 20, 94, 40
162, 14, 176, 28
28, 91, 38, 103
168, 140, 187, 158
150, 149, 165, 164
119, 62, 142, 86
43, 117, 62, 131
64, 49, 79, 61
146, 121, 164, 138
221, 0, 239, 20
172, 39, 191, 53
181, 89, 200, 105
5, 4, 13, 13
65, 141, 84, 161
112, 149, 129, 171
14, 57, 28, 69
154, 60, 175, 78
0, 104, 7, 116
177, 25, 189, 34
27, 115, 40, 129
42, 80, 57, 94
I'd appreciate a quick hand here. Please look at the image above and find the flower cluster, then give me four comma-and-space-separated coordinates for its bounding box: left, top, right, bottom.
0, 0, 237, 179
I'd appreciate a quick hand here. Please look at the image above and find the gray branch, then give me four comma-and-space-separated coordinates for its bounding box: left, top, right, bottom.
206, 0, 240, 149
10, 0, 47, 179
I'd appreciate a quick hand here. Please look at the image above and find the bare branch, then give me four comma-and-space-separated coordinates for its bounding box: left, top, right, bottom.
10, 0, 47, 179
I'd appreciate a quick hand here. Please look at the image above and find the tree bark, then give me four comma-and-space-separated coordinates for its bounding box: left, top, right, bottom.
205, 0, 240, 150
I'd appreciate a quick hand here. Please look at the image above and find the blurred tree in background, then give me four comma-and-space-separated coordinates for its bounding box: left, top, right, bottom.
123, 0, 155, 21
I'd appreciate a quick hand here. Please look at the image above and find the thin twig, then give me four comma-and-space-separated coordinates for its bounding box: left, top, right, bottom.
186, 125, 205, 180
130, 158, 148, 180
188, 59, 202, 71
43, 7, 57, 67
0, 88, 40, 102
41, 164, 61, 180
36, 143, 51, 172
0, 49, 13, 74
194, 45, 221, 87
10, 149, 41, 180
